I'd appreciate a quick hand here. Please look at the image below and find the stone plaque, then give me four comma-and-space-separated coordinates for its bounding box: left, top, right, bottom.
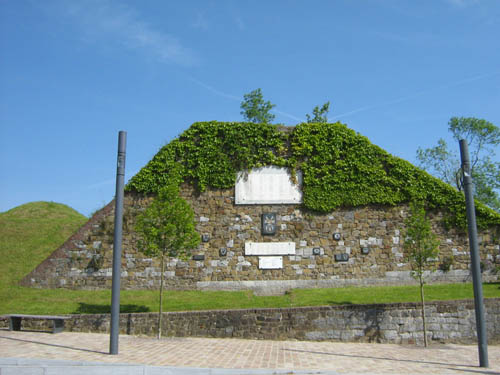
245, 242, 295, 256
235, 166, 302, 204
261, 213, 277, 235
335, 253, 349, 262
258, 256, 283, 269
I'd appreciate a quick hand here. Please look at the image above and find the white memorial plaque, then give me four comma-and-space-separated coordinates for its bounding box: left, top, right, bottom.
259, 256, 283, 269
245, 242, 295, 256
235, 166, 302, 204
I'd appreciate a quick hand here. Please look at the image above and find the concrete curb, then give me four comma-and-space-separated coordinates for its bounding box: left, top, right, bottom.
0, 357, 340, 375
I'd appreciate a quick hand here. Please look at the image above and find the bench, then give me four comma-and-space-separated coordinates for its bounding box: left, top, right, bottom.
3, 314, 70, 334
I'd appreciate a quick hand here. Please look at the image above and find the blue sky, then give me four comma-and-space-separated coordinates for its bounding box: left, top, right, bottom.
1, 0, 499, 216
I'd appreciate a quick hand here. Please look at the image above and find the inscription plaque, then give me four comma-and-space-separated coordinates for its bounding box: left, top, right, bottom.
258, 256, 283, 269
245, 242, 295, 256
235, 166, 302, 204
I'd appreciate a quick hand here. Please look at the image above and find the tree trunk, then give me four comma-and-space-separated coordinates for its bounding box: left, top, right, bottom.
157, 254, 165, 340
419, 274, 428, 347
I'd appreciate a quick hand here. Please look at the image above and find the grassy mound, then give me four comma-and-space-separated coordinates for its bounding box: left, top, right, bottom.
0, 201, 87, 289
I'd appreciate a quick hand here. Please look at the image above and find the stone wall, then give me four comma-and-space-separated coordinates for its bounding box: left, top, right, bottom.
2, 299, 499, 345
21, 185, 500, 293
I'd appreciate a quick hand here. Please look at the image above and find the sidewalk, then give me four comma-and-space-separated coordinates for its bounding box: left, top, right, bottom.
1, 329, 499, 374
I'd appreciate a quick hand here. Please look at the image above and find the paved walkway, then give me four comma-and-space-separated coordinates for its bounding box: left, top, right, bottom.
0, 329, 499, 374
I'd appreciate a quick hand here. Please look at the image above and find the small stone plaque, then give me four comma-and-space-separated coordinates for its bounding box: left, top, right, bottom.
201, 234, 210, 242
258, 256, 283, 269
312, 247, 321, 256
261, 213, 277, 235
335, 253, 349, 262
192, 254, 205, 261
361, 247, 370, 255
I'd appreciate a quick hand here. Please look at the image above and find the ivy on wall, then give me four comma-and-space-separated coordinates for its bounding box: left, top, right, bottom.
126, 121, 500, 229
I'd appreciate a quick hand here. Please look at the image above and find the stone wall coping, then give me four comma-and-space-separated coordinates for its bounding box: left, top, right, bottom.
67, 298, 500, 318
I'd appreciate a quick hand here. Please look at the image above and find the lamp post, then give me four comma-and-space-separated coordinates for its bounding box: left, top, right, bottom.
459, 139, 488, 368
110, 131, 127, 355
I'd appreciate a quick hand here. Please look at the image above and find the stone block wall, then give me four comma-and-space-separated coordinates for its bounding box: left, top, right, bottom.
3, 299, 499, 345
21, 185, 500, 293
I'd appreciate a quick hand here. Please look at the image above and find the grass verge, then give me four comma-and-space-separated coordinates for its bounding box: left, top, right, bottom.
1, 282, 499, 315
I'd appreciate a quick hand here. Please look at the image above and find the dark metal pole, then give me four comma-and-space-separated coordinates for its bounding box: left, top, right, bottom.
110, 131, 127, 355
459, 139, 488, 368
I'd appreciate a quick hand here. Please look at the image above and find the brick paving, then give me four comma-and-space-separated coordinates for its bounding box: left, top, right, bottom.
0, 329, 499, 374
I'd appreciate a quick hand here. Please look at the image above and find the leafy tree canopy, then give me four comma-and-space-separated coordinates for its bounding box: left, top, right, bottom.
417, 117, 500, 212
404, 202, 440, 278
135, 181, 200, 339
306, 101, 330, 123
135, 182, 200, 259
240, 88, 275, 124
403, 201, 440, 347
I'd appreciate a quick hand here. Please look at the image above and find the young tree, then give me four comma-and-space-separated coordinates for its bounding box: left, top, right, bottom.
416, 117, 500, 211
135, 182, 200, 339
240, 88, 275, 124
306, 101, 330, 123
403, 202, 440, 347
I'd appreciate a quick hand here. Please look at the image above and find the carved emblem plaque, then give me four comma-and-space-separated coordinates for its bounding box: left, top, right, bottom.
261, 213, 276, 235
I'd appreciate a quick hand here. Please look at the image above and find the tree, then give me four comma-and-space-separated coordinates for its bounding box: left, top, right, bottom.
416, 117, 500, 211
240, 88, 275, 124
403, 201, 440, 347
306, 101, 330, 123
135, 182, 200, 339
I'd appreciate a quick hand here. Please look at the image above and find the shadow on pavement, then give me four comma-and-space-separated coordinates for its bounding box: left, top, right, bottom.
0, 334, 108, 355
283, 348, 478, 369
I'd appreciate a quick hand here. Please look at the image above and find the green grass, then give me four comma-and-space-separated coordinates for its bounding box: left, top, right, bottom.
1, 201, 499, 316
0, 202, 87, 287
0, 201, 87, 311
1, 282, 499, 315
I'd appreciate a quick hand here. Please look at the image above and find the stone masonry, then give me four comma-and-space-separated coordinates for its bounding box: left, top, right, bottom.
2, 299, 499, 345
21, 184, 500, 294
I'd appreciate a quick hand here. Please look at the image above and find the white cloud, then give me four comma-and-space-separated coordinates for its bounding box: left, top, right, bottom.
187, 76, 240, 101
332, 71, 500, 120
187, 76, 303, 123
272, 109, 304, 123
56, 0, 197, 66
